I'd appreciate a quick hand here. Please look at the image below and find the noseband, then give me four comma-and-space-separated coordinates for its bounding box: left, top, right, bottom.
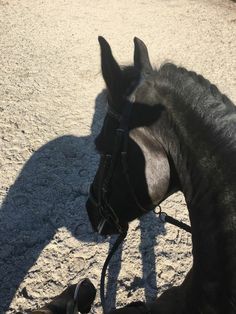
89, 100, 148, 235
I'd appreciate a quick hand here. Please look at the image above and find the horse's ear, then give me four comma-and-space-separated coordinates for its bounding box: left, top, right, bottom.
98, 36, 123, 104
133, 37, 152, 76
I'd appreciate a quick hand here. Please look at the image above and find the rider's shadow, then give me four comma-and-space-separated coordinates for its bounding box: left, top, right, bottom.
0, 88, 166, 313
0, 91, 107, 313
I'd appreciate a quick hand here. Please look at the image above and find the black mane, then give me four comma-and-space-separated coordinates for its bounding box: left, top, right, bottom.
148, 64, 236, 183
156, 63, 236, 151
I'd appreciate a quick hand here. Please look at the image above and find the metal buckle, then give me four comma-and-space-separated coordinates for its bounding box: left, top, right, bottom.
154, 205, 167, 223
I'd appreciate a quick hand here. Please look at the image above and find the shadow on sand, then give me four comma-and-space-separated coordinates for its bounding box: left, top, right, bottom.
0, 90, 166, 313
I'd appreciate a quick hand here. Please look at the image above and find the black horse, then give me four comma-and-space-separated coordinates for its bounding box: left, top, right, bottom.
86, 37, 236, 314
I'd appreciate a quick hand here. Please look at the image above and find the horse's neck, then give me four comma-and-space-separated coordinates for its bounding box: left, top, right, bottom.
140, 65, 236, 312
155, 111, 236, 311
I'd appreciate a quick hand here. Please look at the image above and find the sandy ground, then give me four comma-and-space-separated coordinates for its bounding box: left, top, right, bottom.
0, 0, 235, 313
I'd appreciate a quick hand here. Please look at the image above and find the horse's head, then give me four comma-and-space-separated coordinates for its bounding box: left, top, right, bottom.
86, 37, 176, 235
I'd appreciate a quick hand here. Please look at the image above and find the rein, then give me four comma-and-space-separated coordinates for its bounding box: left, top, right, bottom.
100, 231, 127, 314
99, 212, 191, 314
157, 206, 191, 234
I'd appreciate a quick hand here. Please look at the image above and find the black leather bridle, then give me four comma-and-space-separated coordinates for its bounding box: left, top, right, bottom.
88, 100, 149, 236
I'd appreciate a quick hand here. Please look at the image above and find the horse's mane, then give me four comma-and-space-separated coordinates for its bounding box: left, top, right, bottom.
154, 64, 236, 175
157, 64, 235, 143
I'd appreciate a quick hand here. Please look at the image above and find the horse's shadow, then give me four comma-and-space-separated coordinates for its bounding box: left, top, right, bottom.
0, 91, 166, 313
